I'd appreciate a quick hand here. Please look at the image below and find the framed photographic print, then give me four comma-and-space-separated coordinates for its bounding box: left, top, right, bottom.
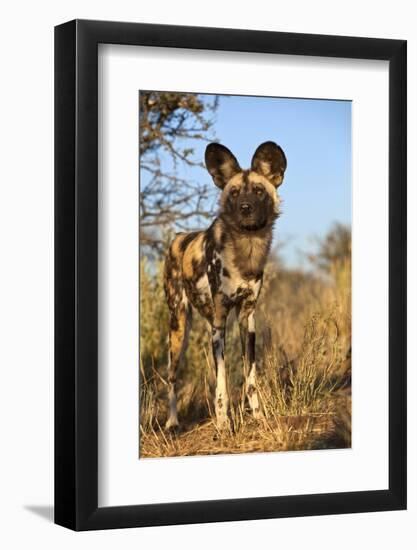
55, 20, 407, 530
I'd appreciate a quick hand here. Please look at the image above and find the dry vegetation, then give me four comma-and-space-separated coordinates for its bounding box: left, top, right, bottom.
139, 226, 351, 458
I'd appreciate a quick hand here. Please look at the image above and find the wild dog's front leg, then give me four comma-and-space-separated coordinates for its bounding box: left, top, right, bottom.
212, 325, 229, 429
210, 291, 231, 429
239, 308, 262, 418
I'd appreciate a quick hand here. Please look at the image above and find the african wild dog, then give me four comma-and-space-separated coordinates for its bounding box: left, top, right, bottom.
164, 141, 287, 430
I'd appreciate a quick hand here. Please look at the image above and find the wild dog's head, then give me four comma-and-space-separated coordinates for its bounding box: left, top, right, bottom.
205, 141, 287, 232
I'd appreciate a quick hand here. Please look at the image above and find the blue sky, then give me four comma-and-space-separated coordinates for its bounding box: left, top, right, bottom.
143, 94, 351, 268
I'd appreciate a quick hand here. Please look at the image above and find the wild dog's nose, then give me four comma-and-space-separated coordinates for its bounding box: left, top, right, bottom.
240, 202, 253, 216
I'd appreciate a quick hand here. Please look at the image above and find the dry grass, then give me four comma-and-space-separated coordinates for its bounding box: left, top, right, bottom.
139, 242, 351, 458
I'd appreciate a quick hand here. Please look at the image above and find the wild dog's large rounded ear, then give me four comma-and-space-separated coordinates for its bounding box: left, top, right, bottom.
251, 141, 287, 188
205, 143, 241, 189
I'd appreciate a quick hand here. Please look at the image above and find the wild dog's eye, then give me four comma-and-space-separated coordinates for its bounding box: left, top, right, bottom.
230, 187, 239, 198
255, 186, 264, 196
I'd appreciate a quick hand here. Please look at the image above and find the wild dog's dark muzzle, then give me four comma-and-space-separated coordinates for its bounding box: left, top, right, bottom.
240, 202, 253, 216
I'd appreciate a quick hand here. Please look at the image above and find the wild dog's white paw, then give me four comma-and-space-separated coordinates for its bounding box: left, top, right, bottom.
213, 414, 232, 438
216, 414, 231, 430
215, 397, 230, 431
165, 416, 179, 432
247, 383, 263, 419
252, 405, 263, 420
215, 393, 230, 432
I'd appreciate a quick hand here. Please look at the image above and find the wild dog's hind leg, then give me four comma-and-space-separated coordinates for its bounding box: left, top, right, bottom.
238, 307, 262, 419
165, 293, 191, 430
164, 244, 192, 431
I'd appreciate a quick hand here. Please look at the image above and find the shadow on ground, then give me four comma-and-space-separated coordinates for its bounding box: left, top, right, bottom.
24, 505, 54, 523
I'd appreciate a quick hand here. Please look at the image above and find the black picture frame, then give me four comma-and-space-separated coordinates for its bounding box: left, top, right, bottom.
55, 19, 407, 531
